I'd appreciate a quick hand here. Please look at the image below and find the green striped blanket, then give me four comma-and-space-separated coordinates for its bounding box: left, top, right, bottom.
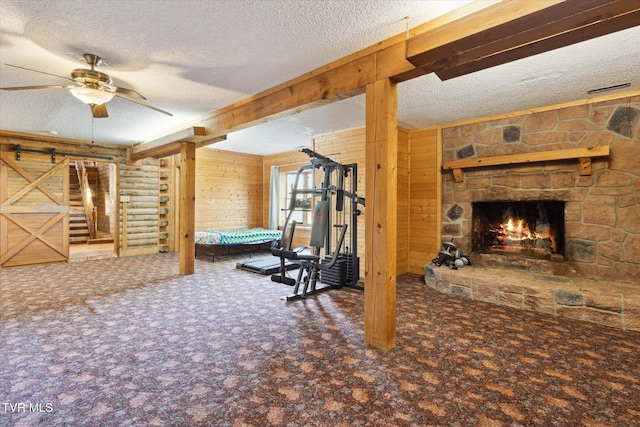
195, 228, 282, 246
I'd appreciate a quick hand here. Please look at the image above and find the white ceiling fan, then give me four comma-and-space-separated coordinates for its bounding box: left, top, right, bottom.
1, 53, 172, 119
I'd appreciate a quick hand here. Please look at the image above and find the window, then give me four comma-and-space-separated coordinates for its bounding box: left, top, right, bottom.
280, 169, 314, 226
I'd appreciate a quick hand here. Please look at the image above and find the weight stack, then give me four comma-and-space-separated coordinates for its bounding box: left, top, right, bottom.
343, 253, 360, 286
320, 255, 347, 288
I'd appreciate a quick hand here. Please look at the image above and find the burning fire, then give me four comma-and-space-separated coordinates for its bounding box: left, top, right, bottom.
504, 218, 537, 239
491, 216, 556, 253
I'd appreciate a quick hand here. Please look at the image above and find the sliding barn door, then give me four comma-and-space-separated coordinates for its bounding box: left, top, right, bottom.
0, 153, 69, 268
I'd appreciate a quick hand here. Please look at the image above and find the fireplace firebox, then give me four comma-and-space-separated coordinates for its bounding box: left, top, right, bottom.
472, 201, 564, 259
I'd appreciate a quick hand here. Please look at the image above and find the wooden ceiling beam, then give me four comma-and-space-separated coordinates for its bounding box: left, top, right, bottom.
0, 130, 126, 163
185, 2, 502, 144
437, 8, 640, 80
125, 2, 502, 156
195, 56, 373, 141
406, 0, 565, 69
127, 0, 640, 156
128, 126, 226, 161
406, 0, 640, 80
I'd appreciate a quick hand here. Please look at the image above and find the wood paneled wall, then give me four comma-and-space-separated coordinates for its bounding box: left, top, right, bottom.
195, 148, 263, 230
397, 129, 410, 274
407, 128, 440, 274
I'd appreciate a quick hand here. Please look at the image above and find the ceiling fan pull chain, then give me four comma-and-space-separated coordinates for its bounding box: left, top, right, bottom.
404, 16, 410, 41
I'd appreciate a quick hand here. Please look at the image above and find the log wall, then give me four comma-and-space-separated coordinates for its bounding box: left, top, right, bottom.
119, 158, 159, 254
158, 157, 173, 252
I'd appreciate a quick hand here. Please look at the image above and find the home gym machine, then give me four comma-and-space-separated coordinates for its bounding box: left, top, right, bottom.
271, 148, 365, 301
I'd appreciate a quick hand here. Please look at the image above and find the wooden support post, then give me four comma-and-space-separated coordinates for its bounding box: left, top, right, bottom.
364, 78, 398, 351
179, 142, 196, 276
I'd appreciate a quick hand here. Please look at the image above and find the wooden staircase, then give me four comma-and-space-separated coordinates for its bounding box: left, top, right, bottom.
69, 164, 91, 244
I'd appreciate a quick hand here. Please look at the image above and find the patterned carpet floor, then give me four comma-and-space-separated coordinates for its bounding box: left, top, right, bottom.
1, 252, 639, 426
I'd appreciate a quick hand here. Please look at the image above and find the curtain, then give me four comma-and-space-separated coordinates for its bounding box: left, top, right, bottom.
268, 165, 280, 233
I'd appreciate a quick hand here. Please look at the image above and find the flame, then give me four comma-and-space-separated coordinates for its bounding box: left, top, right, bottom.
503, 218, 534, 239
497, 215, 556, 252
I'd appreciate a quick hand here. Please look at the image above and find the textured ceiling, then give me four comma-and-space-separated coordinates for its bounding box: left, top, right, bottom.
1, 0, 639, 156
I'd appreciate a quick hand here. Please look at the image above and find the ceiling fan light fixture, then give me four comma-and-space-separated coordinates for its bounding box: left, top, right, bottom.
69, 86, 114, 105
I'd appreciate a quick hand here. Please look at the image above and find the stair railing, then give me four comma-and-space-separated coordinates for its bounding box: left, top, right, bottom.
75, 160, 97, 240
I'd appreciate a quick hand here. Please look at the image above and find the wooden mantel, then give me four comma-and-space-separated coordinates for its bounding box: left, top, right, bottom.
443, 146, 610, 183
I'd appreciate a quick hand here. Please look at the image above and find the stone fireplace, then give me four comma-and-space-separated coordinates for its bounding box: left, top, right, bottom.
425, 95, 640, 332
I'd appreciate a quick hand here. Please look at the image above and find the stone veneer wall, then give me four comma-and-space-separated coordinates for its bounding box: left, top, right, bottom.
441, 95, 640, 284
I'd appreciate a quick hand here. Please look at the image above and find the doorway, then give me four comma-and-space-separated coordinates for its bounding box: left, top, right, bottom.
68, 160, 118, 261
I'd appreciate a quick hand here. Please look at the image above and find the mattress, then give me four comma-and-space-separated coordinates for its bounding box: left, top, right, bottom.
195, 228, 282, 246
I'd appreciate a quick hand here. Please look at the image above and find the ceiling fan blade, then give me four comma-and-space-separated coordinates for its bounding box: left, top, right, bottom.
90, 103, 109, 118
113, 92, 173, 116
4, 63, 73, 81
0, 84, 75, 91
108, 84, 147, 100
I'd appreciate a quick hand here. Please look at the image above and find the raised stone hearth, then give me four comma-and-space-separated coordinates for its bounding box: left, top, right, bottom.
424, 263, 640, 332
